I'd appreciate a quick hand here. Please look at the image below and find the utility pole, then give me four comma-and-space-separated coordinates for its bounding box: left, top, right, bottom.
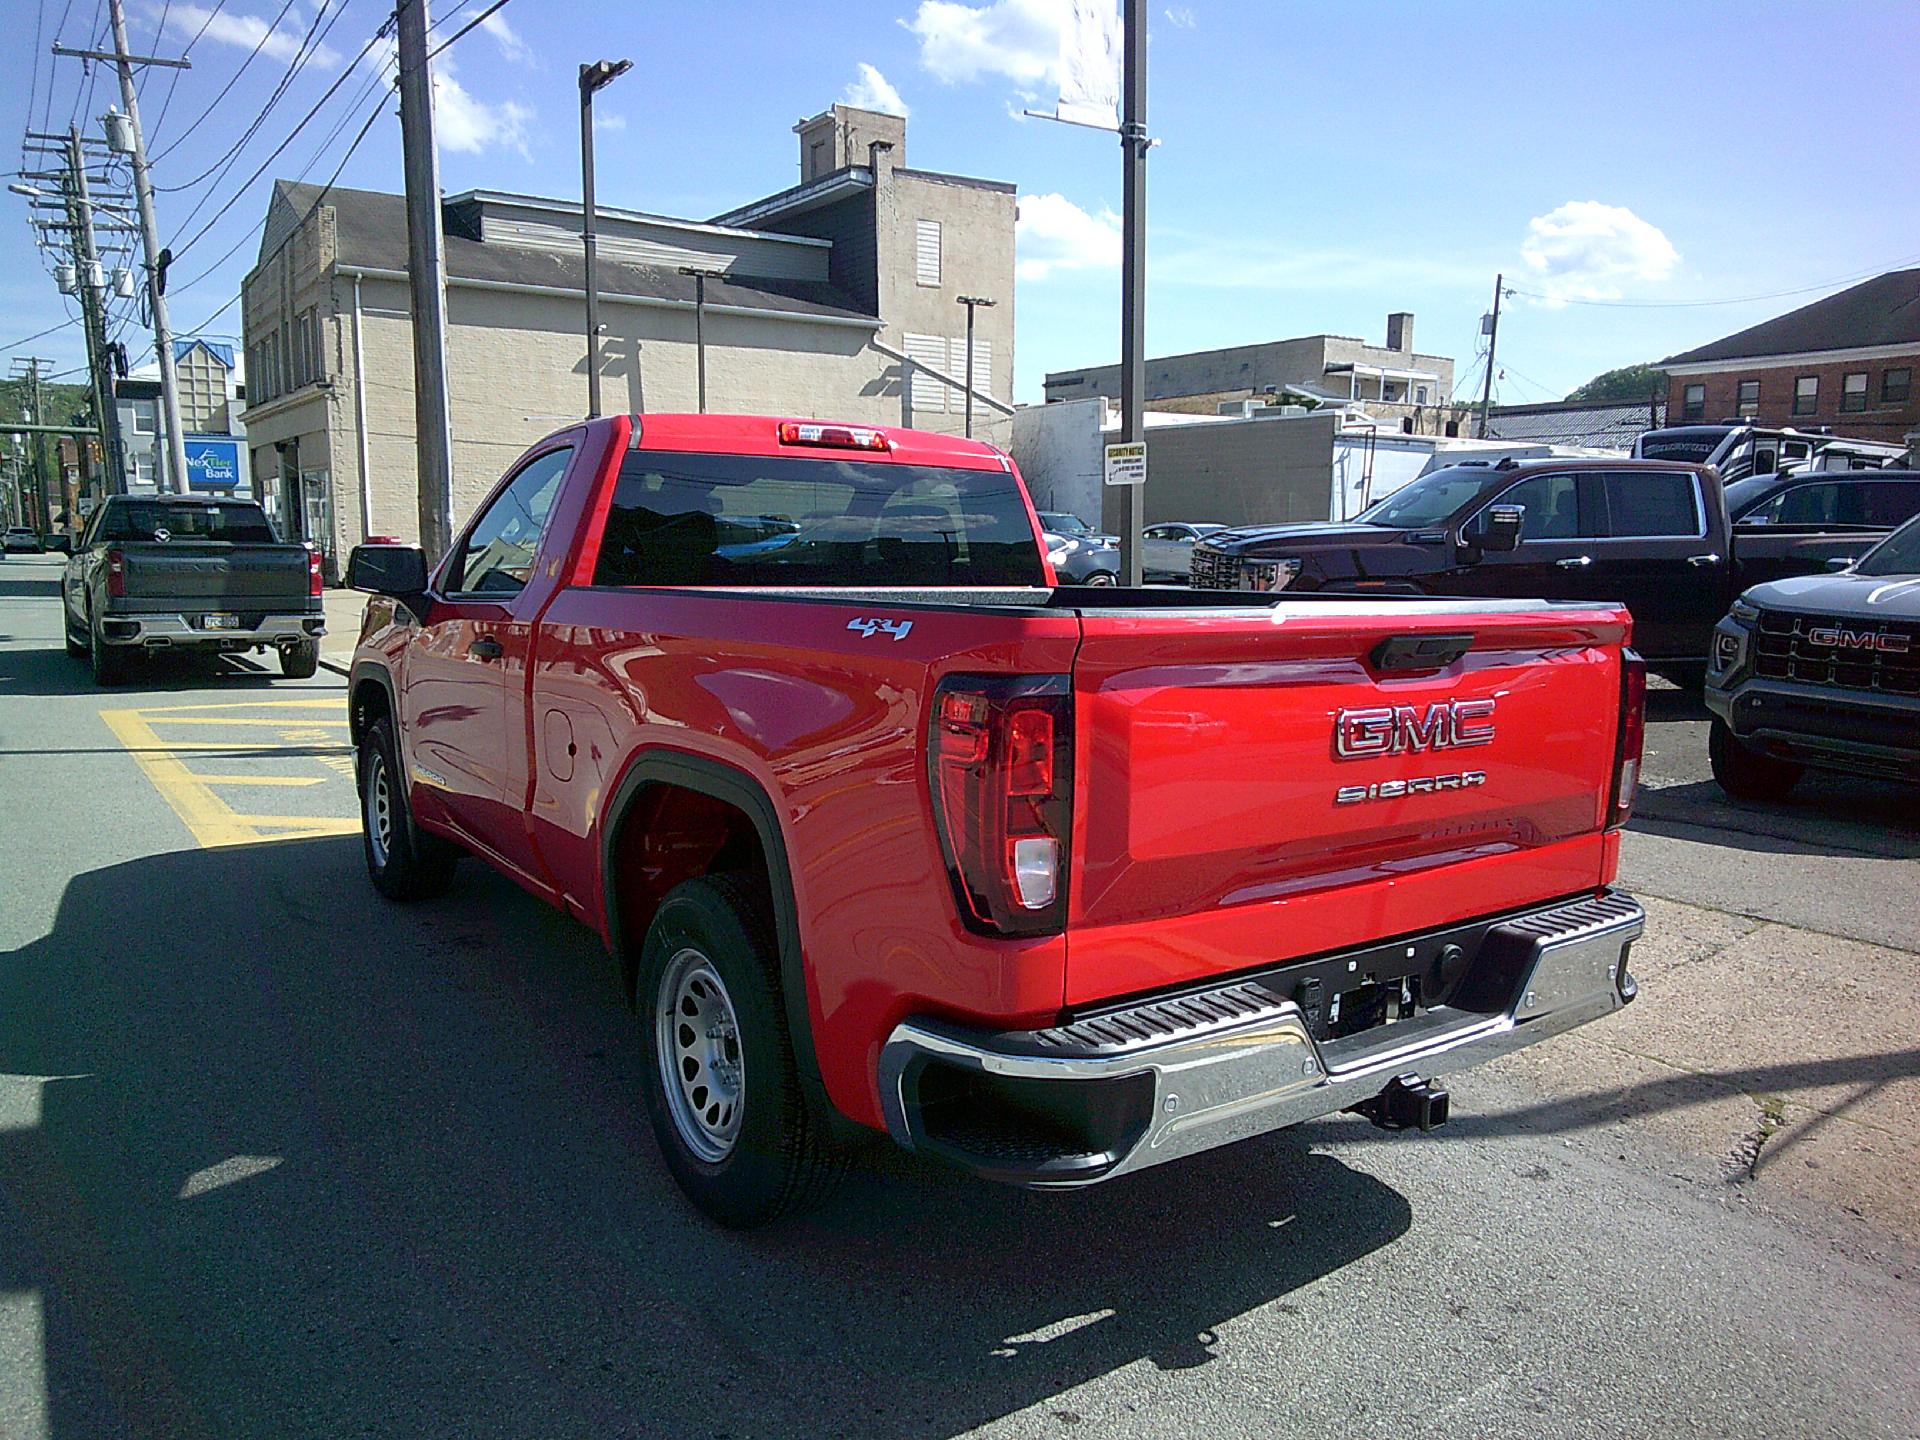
1477, 272, 1504, 440
1112, 0, 1148, 586
59, 1, 192, 492
396, 0, 455, 560
64, 125, 126, 495
956, 295, 997, 439
580, 59, 631, 419
9, 359, 54, 538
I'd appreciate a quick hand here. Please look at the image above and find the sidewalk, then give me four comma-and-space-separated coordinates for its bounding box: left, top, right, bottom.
319, 586, 370, 675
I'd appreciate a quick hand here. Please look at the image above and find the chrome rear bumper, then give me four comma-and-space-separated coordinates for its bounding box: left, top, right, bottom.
879, 891, 1643, 1187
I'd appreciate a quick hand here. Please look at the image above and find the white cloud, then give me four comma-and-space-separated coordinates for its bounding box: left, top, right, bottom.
592, 110, 627, 133
479, 10, 533, 64
842, 63, 909, 117
1017, 192, 1120, 280
1520, 201, 1680, 304
905, 0, 1064, 87
165, 3, 343, 67
1164, 6, 1196, 27
432, 59, 533, 159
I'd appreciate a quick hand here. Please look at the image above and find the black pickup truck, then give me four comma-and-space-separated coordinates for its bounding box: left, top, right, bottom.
1190, 458, 1913, 679
61, 494, 326, 686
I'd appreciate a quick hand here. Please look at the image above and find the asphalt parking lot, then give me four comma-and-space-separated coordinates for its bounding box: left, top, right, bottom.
3, 554, 1916, 1439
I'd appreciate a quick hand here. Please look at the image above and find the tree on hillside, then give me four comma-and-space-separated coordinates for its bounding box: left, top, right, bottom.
1566, 363, 1668, 403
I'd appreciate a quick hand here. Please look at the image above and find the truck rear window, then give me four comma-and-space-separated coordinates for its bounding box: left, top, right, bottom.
98, 502, 277, 544
592, 452, 1046, 587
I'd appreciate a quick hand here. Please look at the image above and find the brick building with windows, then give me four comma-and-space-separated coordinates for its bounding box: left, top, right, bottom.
1661, 268, 1920, 441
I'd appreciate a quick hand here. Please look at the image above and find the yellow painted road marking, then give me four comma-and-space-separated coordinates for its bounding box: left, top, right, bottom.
143, 716, 352, 727
191, 774, 327, 787
131, 697, 344, 714
100, 709, 261, 848
101, 698, 359, 850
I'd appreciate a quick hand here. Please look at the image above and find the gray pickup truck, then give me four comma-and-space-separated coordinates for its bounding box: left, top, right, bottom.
61, 494, 326, 686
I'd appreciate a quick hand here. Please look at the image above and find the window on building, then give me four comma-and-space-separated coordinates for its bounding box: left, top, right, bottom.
1682, 383, 1706, 421
1793, 375, 1818, 416
1414, 384, 1430, 405
1841, 372, 1868, 413
904, 332, 949, 413
1883, 367, 1912, 405
949, 335, 991, 402
915, 219, 941, 287
1736, 378, 1761, 419
133, 404, 155, 434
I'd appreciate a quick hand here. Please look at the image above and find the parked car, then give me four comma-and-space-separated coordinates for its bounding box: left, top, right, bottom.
1189, 457, 1900, 681
61, 494, 326, 685
346, 412, 1648, 1227
1705, 514, 1920, 798
1037, 510, 1118, 546
4, 526, 43, 554
1142, 521, 1225, 583
1721, 468, 1920, 530
1043, 529, 1120, 585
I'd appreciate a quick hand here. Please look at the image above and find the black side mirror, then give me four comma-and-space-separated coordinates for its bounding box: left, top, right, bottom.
1480, 504, 1525, 554
346, 543, 430, 604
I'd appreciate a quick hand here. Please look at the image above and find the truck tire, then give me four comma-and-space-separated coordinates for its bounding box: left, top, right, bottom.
357, 715, 458, 900
63, 614, 86, 657
638, 873, 845, 1227
1709, 717, 1803, 802
280, 638, 320, 679
89, 618, 129, 687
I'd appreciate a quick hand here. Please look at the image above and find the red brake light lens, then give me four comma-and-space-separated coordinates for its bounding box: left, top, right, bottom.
307, 546, 324, 597
777, 421, 890, 452
1609, 648, 1646, 829
106, 548, 125, 598
929, 675, 1073, 936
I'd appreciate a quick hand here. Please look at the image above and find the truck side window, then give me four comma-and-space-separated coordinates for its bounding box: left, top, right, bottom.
1863, 482, 1920, 528
1604, 471, 1702, 538
1487, 473, 1586, 540
451, 448, 572, 596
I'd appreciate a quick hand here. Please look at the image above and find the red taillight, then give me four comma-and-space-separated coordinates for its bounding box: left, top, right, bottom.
1609, 648, 1646, 829
777, 421, 890, 452
106, 548, 126, 598
928, 675, 1073, 936
307, 546, 324, 597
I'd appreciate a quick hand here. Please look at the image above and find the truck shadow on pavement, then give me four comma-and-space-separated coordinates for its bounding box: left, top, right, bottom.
0, 640, 300, 699
0, 837, 1410, 1440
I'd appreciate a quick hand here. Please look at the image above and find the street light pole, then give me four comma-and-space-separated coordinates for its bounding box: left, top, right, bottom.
1115, 0, 1148, 587
955, 295, 996, 439
579, 58, 631, 419
677, 266, 714, 413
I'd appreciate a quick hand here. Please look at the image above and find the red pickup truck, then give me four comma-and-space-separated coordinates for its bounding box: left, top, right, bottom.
346, 414, 1647, 1227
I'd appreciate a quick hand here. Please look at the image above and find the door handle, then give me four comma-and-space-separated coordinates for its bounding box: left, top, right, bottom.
1687, 553, 1722, 567
469, 636, 504, 661
1554, 555, 1593, 569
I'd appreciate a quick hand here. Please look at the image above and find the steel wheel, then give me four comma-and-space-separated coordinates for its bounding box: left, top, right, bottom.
656, 946, 745, 1163
364, 747, 393, 868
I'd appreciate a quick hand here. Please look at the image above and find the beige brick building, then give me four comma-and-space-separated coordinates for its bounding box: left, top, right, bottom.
238, 103, 1015, 569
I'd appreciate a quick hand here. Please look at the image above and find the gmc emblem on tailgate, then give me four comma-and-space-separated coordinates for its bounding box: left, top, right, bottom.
1335, 699, 1496, 759
1808, 626, 1909, 653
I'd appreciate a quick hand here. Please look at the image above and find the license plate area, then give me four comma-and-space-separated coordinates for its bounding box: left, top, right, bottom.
200, 612, 241, 630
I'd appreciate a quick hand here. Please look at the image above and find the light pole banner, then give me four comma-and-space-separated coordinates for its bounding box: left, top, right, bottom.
1055, 0, 1121, 130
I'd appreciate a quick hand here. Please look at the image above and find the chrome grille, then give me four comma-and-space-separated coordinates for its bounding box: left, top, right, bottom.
1189, 543, 1241, 590
1753, 609, 1920, 695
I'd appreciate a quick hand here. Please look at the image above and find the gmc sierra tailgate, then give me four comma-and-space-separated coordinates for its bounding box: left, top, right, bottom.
1064, 597, 1631, 1004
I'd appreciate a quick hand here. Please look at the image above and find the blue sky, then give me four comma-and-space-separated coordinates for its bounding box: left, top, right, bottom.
7, 0, 1920, 408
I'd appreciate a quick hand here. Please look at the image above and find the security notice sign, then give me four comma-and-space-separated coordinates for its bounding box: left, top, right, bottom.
1103, 440, 1146, 486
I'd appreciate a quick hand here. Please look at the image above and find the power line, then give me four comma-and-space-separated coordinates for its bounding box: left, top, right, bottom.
1, 316, 82, 351
148, 0, 232, 143
425, 0, 511, 63
1508, 253, 1920, 311
159, 0, 359, 195
168, 11, 396, 262
149, 0, 301, 162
